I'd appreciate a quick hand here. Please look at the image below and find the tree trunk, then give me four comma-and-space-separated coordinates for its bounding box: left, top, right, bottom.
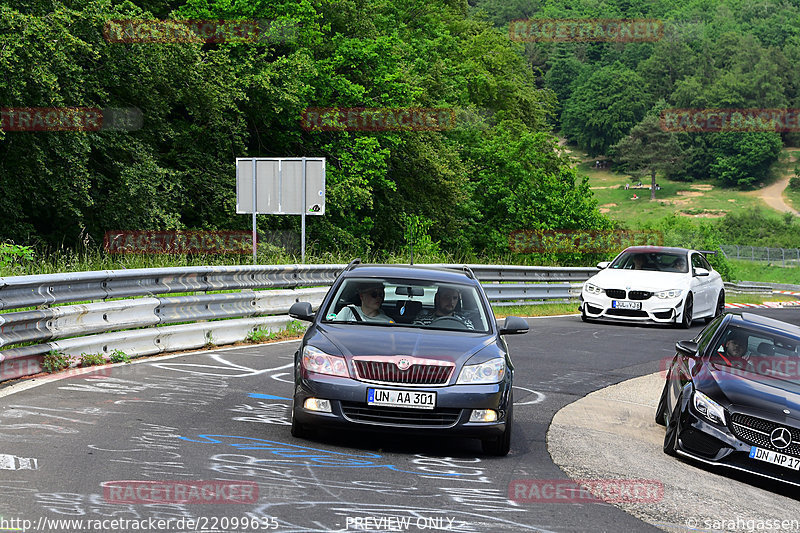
650, 168, 656, 200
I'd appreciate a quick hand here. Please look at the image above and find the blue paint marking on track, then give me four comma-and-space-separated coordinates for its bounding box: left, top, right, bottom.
249, 393, 291, 401
179, 434, 464, 477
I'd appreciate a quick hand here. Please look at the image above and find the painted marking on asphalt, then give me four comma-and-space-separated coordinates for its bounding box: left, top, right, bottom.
248, 393, 291, 401
270, 372, 293, 383
512, 386, 545, 405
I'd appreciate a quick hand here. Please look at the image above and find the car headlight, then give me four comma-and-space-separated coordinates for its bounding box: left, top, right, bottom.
693, 390, 726, 425
655, 289, 682, 299
457, 358, 505, 385
302, 346, 349, 377
584, 283, 603, 295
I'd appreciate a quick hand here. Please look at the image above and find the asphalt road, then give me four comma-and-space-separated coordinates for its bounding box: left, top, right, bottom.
1, 309, 798, 533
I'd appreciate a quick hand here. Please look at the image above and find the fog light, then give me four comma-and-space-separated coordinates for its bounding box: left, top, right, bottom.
303, 398, 332, 413
470, 409, 498, 422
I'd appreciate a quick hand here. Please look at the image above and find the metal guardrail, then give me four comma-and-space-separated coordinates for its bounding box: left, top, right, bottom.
723, 281, 774, 295
0, 262, 787, 384
721, 245, 800, 267
0, 264, 597, 383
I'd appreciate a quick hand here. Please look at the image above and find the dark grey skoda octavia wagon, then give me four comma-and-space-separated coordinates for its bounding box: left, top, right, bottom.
288, 261, 529, 455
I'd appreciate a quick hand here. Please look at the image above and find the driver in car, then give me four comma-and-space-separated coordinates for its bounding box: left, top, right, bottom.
414, 286, 475, 330
717, 330, 751, 368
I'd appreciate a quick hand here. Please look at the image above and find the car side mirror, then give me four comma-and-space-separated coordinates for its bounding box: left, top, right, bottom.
499, 316, 529, 335
694, 268, 710, 277
597, 261, 610, 269
676, 340, 699, 357
289, 301, 315, 322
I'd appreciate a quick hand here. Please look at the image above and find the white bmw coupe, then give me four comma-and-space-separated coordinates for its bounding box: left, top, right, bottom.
579, 246, 725, 328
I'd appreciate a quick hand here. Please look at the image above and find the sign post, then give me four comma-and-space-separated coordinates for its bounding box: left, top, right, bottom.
235, 157, 325, 264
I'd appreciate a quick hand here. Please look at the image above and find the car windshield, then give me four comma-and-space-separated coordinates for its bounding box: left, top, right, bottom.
609, 251, 688, 272
321, 277, 491, 333
710, 325, 800, 384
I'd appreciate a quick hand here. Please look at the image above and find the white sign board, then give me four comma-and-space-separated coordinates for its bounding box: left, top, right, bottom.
236, 157, 325, 215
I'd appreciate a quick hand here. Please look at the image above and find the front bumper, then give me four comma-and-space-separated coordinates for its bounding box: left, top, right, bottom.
580, 292, 684, 324
293, 373, 511, 439
672, 408, 800, 488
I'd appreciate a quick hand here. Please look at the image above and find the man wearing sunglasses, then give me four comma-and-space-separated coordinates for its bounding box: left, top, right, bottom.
335, 281, 395, 323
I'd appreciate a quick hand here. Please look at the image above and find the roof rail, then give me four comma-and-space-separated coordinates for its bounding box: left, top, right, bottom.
462, 265, 475, 280
344, 258, 362, 271
698, 250, 718, 255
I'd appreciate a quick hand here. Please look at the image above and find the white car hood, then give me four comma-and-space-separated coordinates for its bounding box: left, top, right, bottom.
588, 269, 689, 291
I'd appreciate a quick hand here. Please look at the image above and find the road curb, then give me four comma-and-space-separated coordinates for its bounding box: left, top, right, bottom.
546, 373, 799, 531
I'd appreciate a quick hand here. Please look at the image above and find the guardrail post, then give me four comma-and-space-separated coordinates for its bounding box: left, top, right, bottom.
783, 248, 785, 267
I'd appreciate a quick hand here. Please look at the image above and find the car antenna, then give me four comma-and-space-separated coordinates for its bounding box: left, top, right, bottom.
462, 265, 475, 279
344, 258, 362, 271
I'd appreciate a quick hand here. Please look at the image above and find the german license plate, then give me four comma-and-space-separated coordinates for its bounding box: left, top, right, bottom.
749, 446, 800, 470
367, 388, 436, 410
612, 300, 641, 310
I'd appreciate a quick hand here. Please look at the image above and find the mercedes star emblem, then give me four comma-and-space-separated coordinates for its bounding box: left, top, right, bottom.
770, 427, 792, 450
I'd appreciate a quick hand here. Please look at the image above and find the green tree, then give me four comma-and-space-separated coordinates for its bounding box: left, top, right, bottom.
561, 63, 651, 156
612, 113, 683, 200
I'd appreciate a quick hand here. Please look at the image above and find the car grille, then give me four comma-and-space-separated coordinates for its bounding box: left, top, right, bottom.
341, 402, 461, 427
730, 413, 800, 458
353, 358, 454, 385
628, 290, 652, 300
605, 289, 626, 299
606, 309, 648, 317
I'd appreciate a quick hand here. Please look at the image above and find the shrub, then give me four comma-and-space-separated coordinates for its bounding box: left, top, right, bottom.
109, 349, 130, 363
79, 352, 107, 367
42, 350, 73, 373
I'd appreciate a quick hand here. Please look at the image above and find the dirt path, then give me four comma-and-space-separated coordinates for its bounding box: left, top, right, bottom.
759, 150, 799, 215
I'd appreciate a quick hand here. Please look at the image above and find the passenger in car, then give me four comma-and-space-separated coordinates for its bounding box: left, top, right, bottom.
414, 286, 475, 330
335, 281, 395, 323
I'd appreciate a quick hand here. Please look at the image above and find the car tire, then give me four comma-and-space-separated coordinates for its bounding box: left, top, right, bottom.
655, 381, 670, 426
482, 394, 513, 456
663, 396, 682, 456
715, 290, 725, 317
580, 308, 589, 322
290, 405, 311, 439
679, 294, 693, 329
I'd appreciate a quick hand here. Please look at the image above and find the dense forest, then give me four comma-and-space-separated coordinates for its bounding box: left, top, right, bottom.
474, 0, 800, 187
1, 0, 799, 262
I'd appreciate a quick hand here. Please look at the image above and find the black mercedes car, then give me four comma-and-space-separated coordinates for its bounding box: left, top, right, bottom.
287, 261, 529, 455
657, 312, 800, 486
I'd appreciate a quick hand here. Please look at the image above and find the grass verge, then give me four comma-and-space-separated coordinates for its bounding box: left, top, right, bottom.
729, 259, 800, 285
